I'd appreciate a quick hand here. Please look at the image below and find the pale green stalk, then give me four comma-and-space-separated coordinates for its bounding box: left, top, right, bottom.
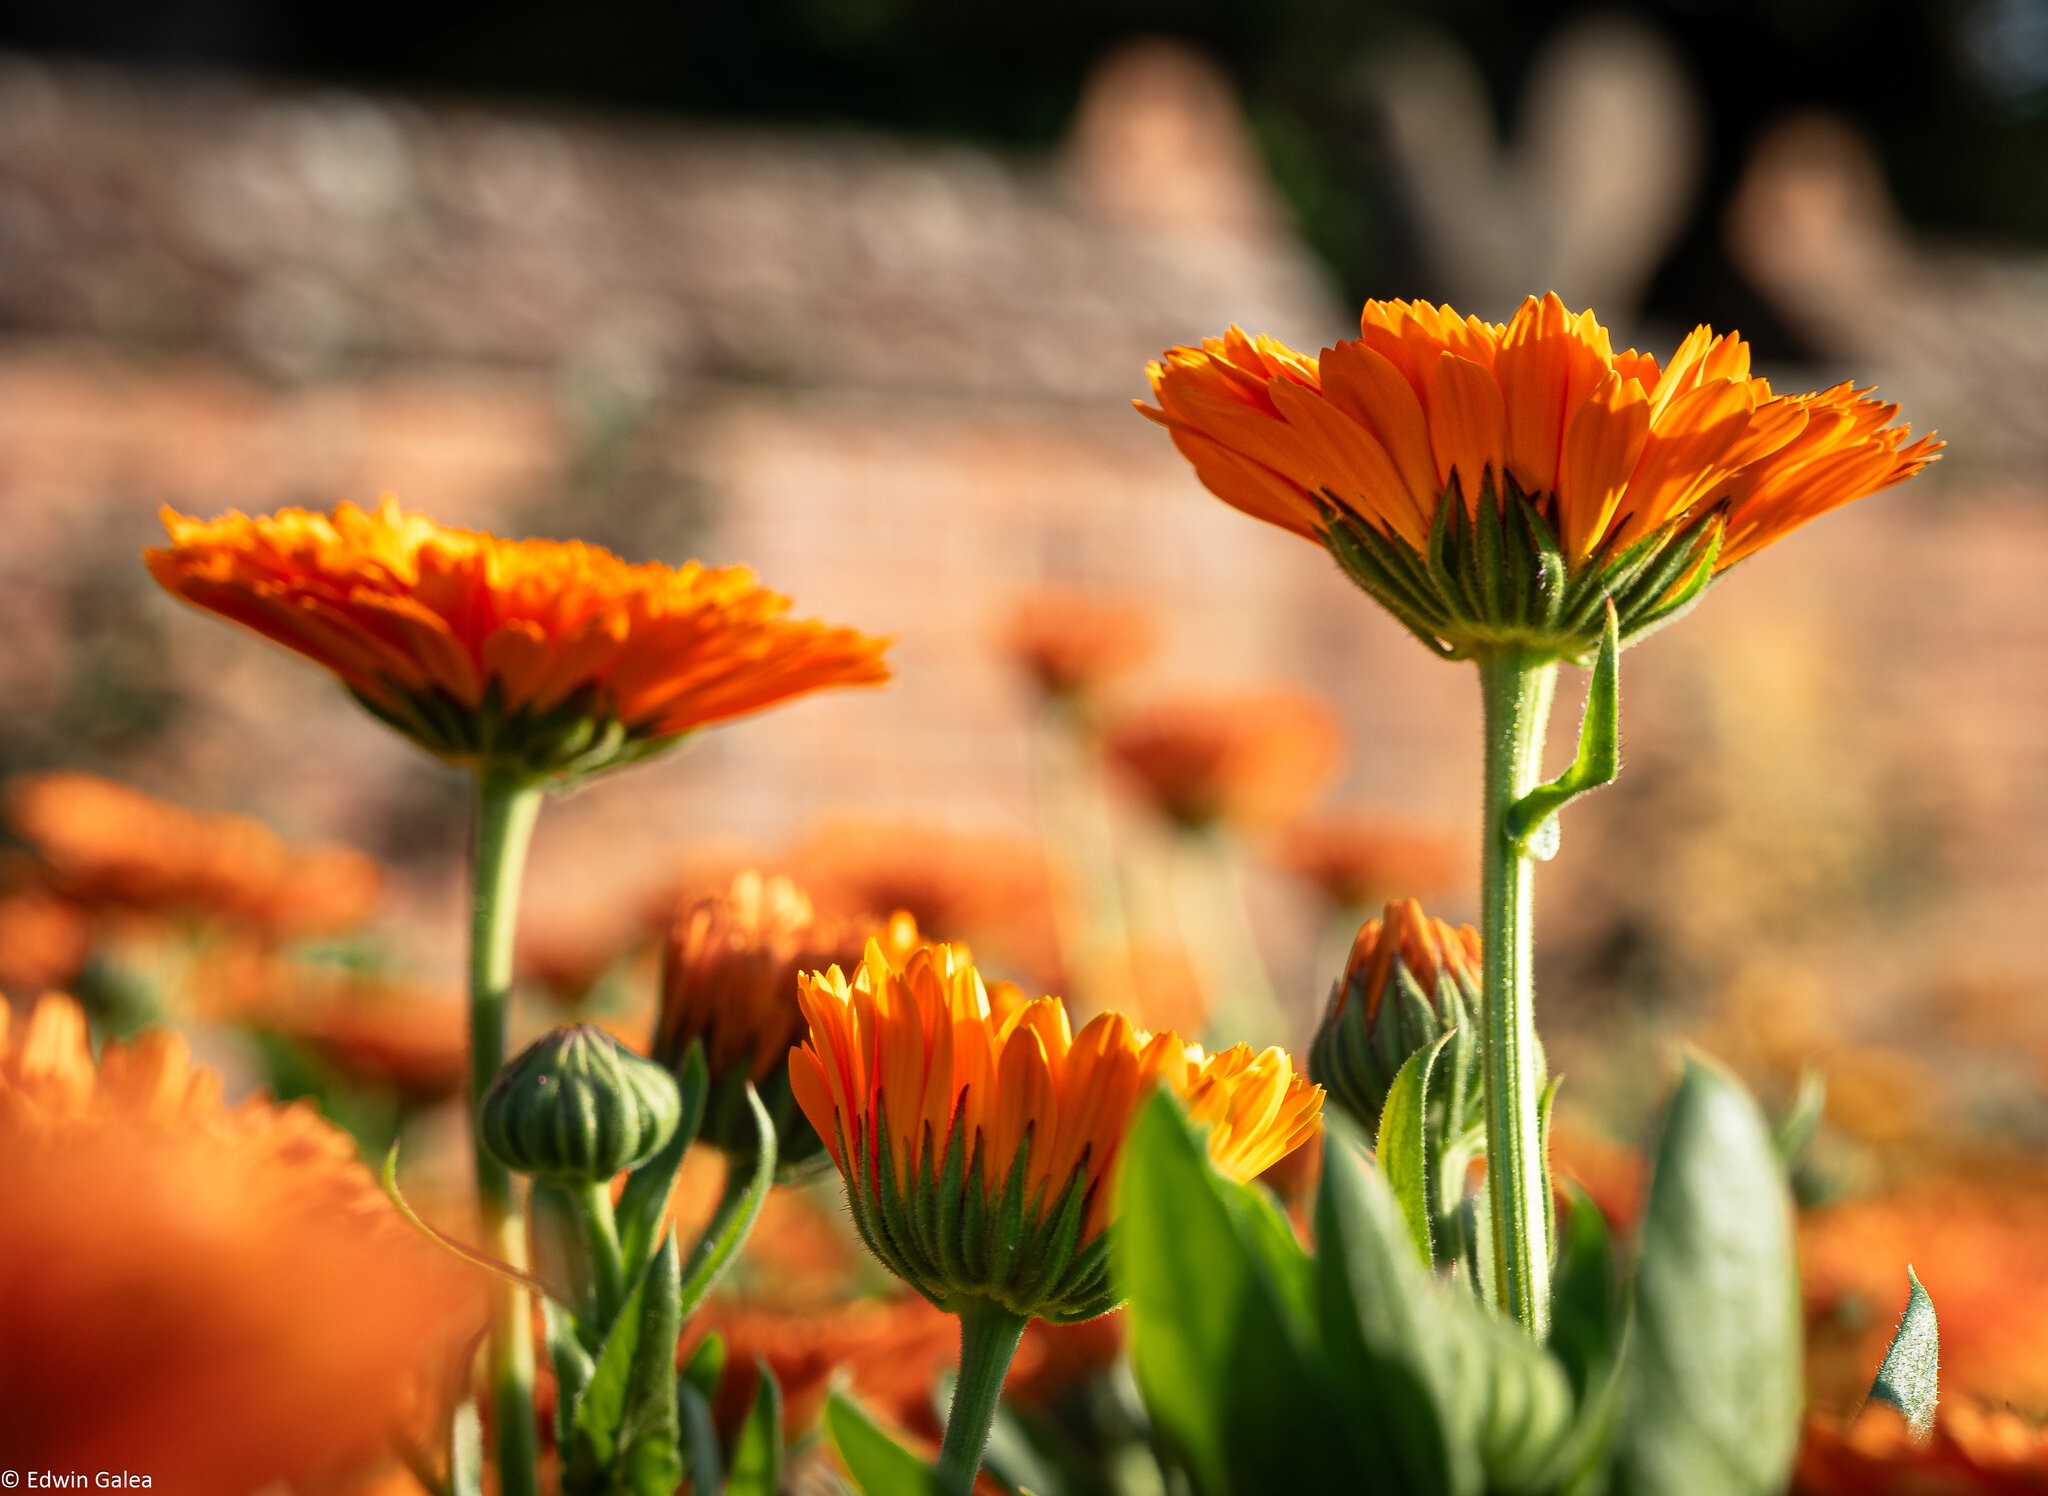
1476, 651, 1557, 1340
936, 1302, 1030, 1490
468, 769, 545, 1496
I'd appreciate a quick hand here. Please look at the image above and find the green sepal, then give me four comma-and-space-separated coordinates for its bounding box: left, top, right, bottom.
828, 1390, 962, 1496
1377, 1032, 1454, 1269
1505, 599, 1620, 857
616, 1039, 707, 1275
726, 1360, 786, 1496
1866, 1267, 1940, 1440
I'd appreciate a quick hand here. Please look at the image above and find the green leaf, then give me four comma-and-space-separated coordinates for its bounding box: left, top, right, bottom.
1614, 1057, 1801, 1496
616, 1040, 708, 1273
1315, 1115, 1472, 1496
1866, 1267, 1940, 1440
677, 1080, 778, 1320
827, 1390, 959, 1496
1377, 1032, 1453, 1268
543, 1297, 597, 1447
681, 1329, 725, 1404
678, 1382, 724, 1496
1115, 1089, 1358, 1495
1771, 1067, 1826, 1169
1505, 598, 1620, 857
1543, 1191, 1633, 1495
726, 1360, 785, 1496
568, 1237, 682, 1495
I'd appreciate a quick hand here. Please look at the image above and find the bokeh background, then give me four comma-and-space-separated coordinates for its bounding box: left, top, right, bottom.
4, 0, 2048, 1457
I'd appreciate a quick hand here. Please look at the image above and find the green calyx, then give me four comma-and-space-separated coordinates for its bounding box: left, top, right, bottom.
840, 1105, 1116, 1324
351, 676, 690, 783
1316, 472, 1723, 664
1310, 949, 1484, 1147
481, 1024, 683, 1187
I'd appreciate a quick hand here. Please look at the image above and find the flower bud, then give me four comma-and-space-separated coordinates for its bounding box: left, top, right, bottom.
1309, 899, 1483, 1143
480, 1024, 681, 1186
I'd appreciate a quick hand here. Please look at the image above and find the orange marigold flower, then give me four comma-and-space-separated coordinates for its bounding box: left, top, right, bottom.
6, 770, 379, 938
790, 940, 1322, 1322
1795, 1402, 2048, 1494
1276, 809, 1460, 911
1310, 899, 1483, 1137
0, 887, 90, 995
146, 498, 892, 779
1103, 688, 1341, 832
655, 869, 921, 1171
1141, 294, 1939, 658
205, 950, 470, 1106
0, 994, 485, 1489
1000, 588, 1157, 705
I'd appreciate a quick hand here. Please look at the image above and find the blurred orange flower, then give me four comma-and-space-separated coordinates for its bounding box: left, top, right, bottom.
0, 886, 90, 994
792, 940, 1322, 1319
1000, 588, 1156, 704
1803, 1173, 2048, 1413
1103, 689, 1341, 831
655, 869, 921, 1165
1140, 294, 1938, 569
0, 994, 485, 1490
1795, 1403, 2048, 1494
147, 498, 891, 777
205, 950, 470, 1105
691, 1293, 958, 1436
7, 770, 379, 938
1276, 810, 1460, 911
794, 815, 1065, 983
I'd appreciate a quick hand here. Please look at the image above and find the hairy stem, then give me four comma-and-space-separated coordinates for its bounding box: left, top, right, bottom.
469, 769, 544, 1496
1476, 651, 1557, 1340
936, 1301, 1029, 1490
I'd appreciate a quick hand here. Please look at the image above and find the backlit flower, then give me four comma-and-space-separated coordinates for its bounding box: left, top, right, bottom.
790, 940, 1322, 1322
147, 498, 892, 779
1310, 899, 1483, 1139
1000, 588, 1156, 705
1276, 809, 1461, 911
1103, 689, 1341, 832
0, 994, 485, 1490
1141, 295, 1939, 658
7, 770, 379, 938
655, 870, 921, 1171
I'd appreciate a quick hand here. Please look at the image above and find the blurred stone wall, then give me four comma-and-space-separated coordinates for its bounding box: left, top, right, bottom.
1, 48, 2042, 1108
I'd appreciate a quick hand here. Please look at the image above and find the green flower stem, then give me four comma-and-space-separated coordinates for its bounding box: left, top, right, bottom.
468, 769, 545, 1496
571, 1181, 628, 1325
936, 1301, 1029, 1491
1476, 650, 1557, 1340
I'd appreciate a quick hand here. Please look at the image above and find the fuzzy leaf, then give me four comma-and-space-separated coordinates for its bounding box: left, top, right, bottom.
827, 1391, 959, 1496
1115, 1089, 1357, 1494
1867, 1267, 1940, 1440
1376, 1033, 1453, 1268
616, 1040, 707, 1273
1505, 599, 1621, 856
1614, 1057, 1801, 1496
